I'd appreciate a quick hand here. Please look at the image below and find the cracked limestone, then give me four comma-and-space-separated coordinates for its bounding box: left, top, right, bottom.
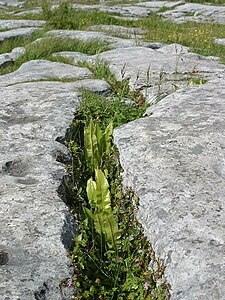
0, 60, 93, 86
0, 71, 110, 299
1, 0, 225, 299
0, 27, 39, 43
0, 20, 45, 30
0, 47, 25, 68
113, 79, 225, 300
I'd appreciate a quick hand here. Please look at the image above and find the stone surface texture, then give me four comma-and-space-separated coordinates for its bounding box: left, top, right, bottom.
0, 27, 38, 43
0, 60, 93, 86
0, 47, 25, 68
0, 19, 45, 30
1, 0, 225, 299
160, 2, 225, 24
0, 79, 110, 300
113, 79, 225, 300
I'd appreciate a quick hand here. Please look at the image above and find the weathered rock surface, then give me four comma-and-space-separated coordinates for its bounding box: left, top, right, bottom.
160, 2, 225, 24
0, 78, 110, 300
52, 51, 89, 64
0, 27, 39, 43
0, 0, 24, 9
0, 19, 45, 30
0, 60, 93, 86
46, 29, 156, 49
215, 38, 225, 46
88, 43, 225, 101
113, 78, 225, 300
13, 8, 42, 16
1, 0, 225, 299
88, 24, 147, 39
0, 47, 25, 68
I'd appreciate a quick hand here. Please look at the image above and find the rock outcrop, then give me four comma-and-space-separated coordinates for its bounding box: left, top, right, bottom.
0, 0, 225, 299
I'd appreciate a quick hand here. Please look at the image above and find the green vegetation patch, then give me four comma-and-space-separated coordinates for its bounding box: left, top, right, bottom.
42, 1, 136, 30
65, 96, 169, 299
0, 29, 44, 54
0, 36, 110, 75
61, 59, 170, 299
138, 14, 225, 60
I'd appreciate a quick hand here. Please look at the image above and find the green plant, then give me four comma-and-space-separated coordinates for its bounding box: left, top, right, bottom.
41, 0, 52, 20
67, 118, 169, 299
138, 13, 225, 61
84, 118, 113, 173
86, 169, 121, 251
64, 82, 169, 298
43, 1, 136, 30
0, 37, 110, 75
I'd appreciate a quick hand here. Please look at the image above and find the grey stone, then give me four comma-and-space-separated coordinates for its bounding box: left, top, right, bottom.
68, 3, 154, 17
0, 60, 93, 87
13, 7, 42, 16
0, 19, 45, 30
138, 1, 184, 8
160, 3, 225, 24
214, 38, 225, 46
0, 46, 25, 68
46, 29, 162, 50
46, 29, 109, 42
88, 45, 225, 101
52, 51, 89, 64
98, 4, 154, 17
113, 78, 225, 300
88, 24, 147, 39
0, 78, 110, 300
0, 27, 39, 43
112, 15, 140, 21
0, 0, 24, 8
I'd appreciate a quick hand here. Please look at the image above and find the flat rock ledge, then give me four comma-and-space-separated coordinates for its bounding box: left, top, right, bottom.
113, 78, 225, 300
0, 78, 110, 300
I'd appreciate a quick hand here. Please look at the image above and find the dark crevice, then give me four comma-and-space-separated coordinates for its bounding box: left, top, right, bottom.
34, 282, 49, 300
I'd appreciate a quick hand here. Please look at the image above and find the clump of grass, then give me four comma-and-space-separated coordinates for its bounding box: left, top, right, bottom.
22, 36, 110, 59
78, 60, 147, 105
0, 37, 110, 75
0, 29, 45, 54
74, 89, 147, 130
43, 1, 136, 30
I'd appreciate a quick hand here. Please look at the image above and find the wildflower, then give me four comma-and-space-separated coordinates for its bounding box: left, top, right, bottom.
144, 282, 149, 291
68, 279, 74, 288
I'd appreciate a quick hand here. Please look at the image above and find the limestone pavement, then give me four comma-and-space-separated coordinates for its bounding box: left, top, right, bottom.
0, 1, 225, 300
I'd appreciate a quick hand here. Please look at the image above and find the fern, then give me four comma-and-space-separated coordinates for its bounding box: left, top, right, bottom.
86, 169, 120, 251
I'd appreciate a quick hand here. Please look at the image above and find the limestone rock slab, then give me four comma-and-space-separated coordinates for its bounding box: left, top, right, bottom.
113, 79, 225, 299
138, 1, 184, 8
160, 3, 225, 24
0, 60, 93, 86
46, 29, 159, 49
0, 27, 38, 43
89, 45, 225, 101
88, 24, 147, 39
69, 3, 154, 17
0, 46, 25, 68
13, 8, 42, 16
0, 0, 24, 8
0, 79, 110, 300
0, 19, 45, 30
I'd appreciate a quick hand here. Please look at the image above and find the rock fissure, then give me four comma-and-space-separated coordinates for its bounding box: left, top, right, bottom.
0, 0, 225, 299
